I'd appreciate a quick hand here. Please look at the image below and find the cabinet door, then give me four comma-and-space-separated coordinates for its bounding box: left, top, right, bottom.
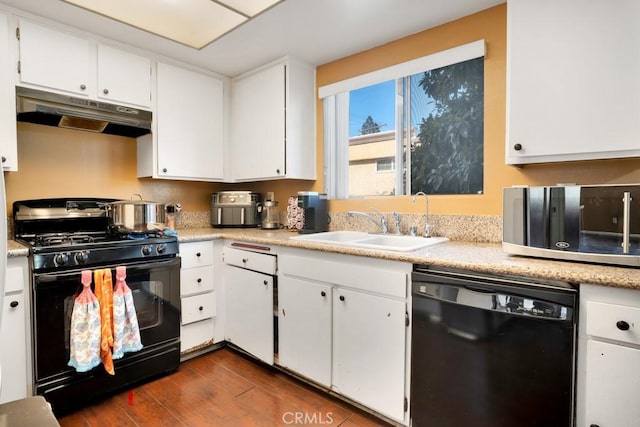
278, 276, 332, 386
333, 288, 406, 421
224, 265, 273, 364
97, 44, 151, 107
230, 62, 285, 180
19, 19, 93, 96
0, 12, 16, 171
0, 293, 26, 403
584, 339, 640, 427
507, 0, 640, 164
156, 62, 224, 181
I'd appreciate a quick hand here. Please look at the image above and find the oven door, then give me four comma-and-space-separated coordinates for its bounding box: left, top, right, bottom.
33, 257, 180, 385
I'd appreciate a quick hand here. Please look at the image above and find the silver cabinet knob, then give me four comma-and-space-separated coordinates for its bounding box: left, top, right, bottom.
103, 88, 109, 95
80, 84, 86, 90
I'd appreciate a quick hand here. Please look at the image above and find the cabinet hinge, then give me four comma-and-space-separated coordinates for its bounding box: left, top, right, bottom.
17, 60, 20, 74
15, 27, 19, 40
404, 397, 408, 412
405, 311, 410, 327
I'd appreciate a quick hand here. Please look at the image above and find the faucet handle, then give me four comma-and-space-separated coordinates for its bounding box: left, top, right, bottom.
423, 223, 431, 238
380, 216, 389, 234
392, 211, 402, 235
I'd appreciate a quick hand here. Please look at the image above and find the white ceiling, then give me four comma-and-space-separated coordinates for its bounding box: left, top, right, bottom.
0, 0, 504, 77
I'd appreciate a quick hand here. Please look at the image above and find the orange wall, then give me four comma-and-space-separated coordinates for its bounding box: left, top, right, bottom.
7, 3, 640, 217
316, 3, 640, 216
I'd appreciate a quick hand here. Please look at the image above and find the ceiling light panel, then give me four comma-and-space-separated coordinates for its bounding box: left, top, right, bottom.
218, 0, 283, 17
61, 0, 284, 49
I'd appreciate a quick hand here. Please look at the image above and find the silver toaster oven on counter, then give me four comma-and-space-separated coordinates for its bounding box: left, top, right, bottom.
211, 191, 260, 228
503, 184, 640, 267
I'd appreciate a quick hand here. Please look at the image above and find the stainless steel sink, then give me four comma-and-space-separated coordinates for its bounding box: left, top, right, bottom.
291, 231, 448, 252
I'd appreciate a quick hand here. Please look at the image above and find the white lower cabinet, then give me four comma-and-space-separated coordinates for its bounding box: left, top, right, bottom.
278, 248, 410, 424
584, 340, 640, 427
577, 284, 640, 427
179, 241, 221, 355
332, 288, 406, 420
0, 256, 30, 403
223, 245, 275, 365
278, 277, 332, 386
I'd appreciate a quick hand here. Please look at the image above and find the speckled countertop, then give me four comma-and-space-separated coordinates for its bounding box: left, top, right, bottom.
177, 227, 640, 290
8, 240, 29, 257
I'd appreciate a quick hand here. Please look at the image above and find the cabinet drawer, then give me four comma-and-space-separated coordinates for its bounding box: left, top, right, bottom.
181, 292, 216, 325
180, 266, 214, 296
586, 301, 640, 346
224, 246, 276, 275
180, 241, 214, 269
181, 317, 216, 353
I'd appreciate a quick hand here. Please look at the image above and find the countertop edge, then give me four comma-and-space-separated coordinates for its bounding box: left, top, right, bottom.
177, 228, 640, 291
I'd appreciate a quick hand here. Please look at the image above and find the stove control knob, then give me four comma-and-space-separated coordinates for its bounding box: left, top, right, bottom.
157, 244, 167, 254
54, 253, 69, 266
74, 251, 89, 265
141, 245, 152, 256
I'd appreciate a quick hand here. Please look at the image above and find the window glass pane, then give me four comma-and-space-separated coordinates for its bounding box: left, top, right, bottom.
348, 80, 396, 197
408, 57, 484, 194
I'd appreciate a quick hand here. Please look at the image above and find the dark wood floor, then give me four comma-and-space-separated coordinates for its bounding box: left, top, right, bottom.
57, 347, 391, 426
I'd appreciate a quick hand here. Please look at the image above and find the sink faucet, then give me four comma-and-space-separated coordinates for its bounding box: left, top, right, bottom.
347, 208, 388, 234
412, 192, 431, 237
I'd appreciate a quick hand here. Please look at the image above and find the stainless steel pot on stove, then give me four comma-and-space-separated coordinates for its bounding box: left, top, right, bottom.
106, 194, 166, 233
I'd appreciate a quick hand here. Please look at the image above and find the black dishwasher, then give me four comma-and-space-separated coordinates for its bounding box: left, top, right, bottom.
411, 266, 577, 427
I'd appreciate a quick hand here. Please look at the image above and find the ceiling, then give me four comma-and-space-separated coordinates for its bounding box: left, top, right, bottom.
0, 0, 504, 77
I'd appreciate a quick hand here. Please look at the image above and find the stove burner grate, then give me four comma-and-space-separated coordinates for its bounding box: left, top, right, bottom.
33, 233, 103, 247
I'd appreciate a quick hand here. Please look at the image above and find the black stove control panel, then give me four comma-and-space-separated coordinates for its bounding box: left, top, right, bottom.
30, 239, 179, 272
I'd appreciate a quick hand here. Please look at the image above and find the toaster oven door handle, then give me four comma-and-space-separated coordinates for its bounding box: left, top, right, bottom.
217, 207, 222, 225
240, 207, 245, 225
622, 191, 631, 254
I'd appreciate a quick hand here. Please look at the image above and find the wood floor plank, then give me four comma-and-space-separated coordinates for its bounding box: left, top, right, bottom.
57, 347, 391, 426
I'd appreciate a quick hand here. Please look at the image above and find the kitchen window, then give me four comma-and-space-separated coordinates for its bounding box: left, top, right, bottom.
321, 40, 485, 199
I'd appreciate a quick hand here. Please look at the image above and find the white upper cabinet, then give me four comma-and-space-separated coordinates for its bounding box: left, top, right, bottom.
18, 19, 93, 97
506, 0, 640, 164
96, 44, 151, 107
0, 11, 17, 171
17, 19, 151, 108
138, 62, 225, 182
230, 57, 316, 181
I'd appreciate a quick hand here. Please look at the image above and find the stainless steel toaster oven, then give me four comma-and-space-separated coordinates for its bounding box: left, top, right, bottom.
211, 191, 260, 227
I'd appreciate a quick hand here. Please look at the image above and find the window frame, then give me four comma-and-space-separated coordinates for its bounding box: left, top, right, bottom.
321, 40, 485, 199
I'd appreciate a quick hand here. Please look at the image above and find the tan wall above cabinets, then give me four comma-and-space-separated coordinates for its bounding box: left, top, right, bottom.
315, 3, 640, 216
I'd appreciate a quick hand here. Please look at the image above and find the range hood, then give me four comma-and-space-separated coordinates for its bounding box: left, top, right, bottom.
16, 87, 152, 137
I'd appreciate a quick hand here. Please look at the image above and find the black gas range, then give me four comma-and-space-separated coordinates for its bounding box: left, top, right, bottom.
14, 198, 181, 415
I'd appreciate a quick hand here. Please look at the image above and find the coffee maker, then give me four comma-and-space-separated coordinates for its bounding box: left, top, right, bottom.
258, 192, 280, 229
297, 191, 328, 234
